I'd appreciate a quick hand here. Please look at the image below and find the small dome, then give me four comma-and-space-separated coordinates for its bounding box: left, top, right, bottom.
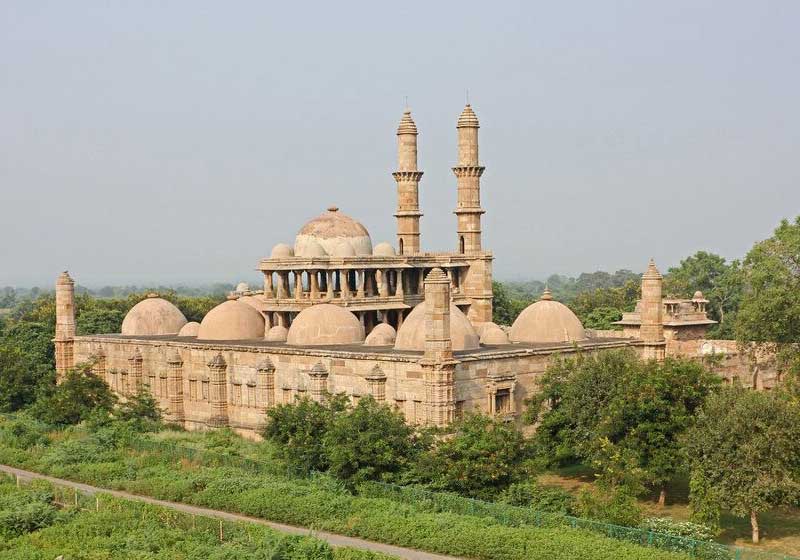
475, 322, 510, 345
295, 207, 372, 256
197, 300, 265, 341
178, 321, 200, 337
364, 323, 397, 346
295, 238, 327, 258
271, 243, 294, 258
237, 295, 262, 310
509, 291, 585, 344
394, 302, 480, 352
373, 242, 396, 257
287, 304, 365, 346
121, 296, 188, 336
329, 240, 356, 257
265, 325, 288, 342
693, 290, 705, 300
235, 282, 250, 293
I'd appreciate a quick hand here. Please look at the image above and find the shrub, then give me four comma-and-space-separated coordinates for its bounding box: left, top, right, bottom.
29, 364, 116, 426
574, 485, 642, 527
640, 517, 716, 542
499, 481, 575, 514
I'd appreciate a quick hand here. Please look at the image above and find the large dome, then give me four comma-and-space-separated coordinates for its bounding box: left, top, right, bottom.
394, 302, 480, 352
509, 289, 586, 344
121, 295, 187, 336
294, 207, 372, 257
287, 304, 365, 346
197, 300, 265, 341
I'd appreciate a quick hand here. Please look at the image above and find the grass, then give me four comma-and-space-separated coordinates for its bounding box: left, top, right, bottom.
539, 464, 800, 557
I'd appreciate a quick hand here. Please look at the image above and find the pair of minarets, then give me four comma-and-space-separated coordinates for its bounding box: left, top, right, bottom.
393, 105, 485, 256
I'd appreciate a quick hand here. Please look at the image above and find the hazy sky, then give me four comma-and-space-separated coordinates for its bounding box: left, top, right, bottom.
2, 1, 798, 287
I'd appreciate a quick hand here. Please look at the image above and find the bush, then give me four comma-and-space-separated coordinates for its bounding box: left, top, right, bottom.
640, 517, 716, 541
29, 364, 116, 426
499, 481, 575, 514
574, 485, 643, 527
0, 415, 50, 449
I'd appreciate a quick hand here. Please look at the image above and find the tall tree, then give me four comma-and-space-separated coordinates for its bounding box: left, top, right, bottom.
684, 387, 800, 543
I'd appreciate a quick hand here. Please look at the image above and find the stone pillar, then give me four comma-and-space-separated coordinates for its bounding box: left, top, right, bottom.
166, 350, 185, 423
54, 271, 76, 381
326, 270, 335, 299
308, 362, 329, 403
396, 269, 404, 297
128, 348, 143, 394
640, 259, 666, 361
264, 272, 274, 298
420, 268, 457, 427
310, 270, 320, 299
91, 347, 107, 384
340, 270, 350, 300
393, 109, 424, 254
452, 104, 485, 254
256, 357, 275, 411
207, 353, 229, 427
366, 364, 387, 402
294, 271, 304, 300
378, 269, 389, 297
276, 272, 286, 298
356, 270, 365, 298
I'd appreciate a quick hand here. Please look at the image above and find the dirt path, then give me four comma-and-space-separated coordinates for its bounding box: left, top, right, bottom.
0, 464, 461, 560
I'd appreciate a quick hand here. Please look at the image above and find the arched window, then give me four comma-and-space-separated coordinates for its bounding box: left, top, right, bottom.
459, 236, 465, 254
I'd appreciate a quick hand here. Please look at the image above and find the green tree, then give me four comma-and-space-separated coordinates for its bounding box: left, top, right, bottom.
115, 384, 163, 430
684, 386, 800, 543
76, 308, 125, 335
29, 363, 116, 426
323, 396, 423, 486
412, 414, 531, 499
0, 345, 43, 412
262, 394, 348, 474
583, 306, 623, 330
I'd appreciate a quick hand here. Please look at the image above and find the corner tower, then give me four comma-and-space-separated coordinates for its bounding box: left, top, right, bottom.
392, 109, 423, 255
453, 104, 485, 254
55, 271, 76, 380
640, 259, 666, 361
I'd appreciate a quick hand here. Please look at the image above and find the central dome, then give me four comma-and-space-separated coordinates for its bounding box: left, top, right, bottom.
394, 302, 480, 352
294, 207, 372, 257
509, 289, 586, 344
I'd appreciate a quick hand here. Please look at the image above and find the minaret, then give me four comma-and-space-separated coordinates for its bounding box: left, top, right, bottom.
453, 104, 485, 254
421, 268, 457, 427
392, 109, 424, 255
640, 259, 666, 361
55, 271, 76, 380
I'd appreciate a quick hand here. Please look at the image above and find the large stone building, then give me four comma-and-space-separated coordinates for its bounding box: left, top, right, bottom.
54, 104, 753, 436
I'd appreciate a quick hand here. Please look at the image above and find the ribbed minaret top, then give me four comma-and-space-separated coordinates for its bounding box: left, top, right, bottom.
540, 287, 553, 301
643, 258, 663, 279
425, 267, 449, 283
457, 104, 479, 128
397, 109, 418, 135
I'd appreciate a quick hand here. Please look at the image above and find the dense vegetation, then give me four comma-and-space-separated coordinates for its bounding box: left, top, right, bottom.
0, 473, 394, 560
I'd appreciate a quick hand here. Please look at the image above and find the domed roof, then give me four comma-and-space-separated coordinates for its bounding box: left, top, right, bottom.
178, 321, 200, 337
509, 289, 586, 344
364, 323, 397, 346
294, 207, 372, 256
265, 325, 288, 342
271, 243, 294, 258
475, 322, 510, 345
235, 282, 250, 293
329, 240, 356, 257
394, 302, 480, 352
121, 295, 188, 336
237, 295, 262, 310
287, 304, 365, 346
373, 242, 396, 257
296, 238, 327, 258
197, 300, 265, 341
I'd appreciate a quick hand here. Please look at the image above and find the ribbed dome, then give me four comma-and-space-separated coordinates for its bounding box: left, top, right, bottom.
287, 304, 364, 346
457, 104, 479, 128
178, 321, 200, 337
121, 296, 187, 336
397, 109, 418, 135
265, 325, 288, 342
270, 243, 294, 258
373, 242, 396, 257
197, 300, 265, 341
394, 302, 480, 352
364, 323, 397, 346
509, 290, 586, 344
294, 207, 372, 256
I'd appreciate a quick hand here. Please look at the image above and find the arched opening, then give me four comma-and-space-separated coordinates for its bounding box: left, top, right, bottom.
459, 236, 465, 254
399, 238, 404, 255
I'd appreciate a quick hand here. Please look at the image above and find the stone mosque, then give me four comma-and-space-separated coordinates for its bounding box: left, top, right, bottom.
54, 104, 736, 435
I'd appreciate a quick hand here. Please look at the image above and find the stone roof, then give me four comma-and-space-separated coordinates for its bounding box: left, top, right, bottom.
509, 290, 585, 344
178, 321, 200, 337
287, 304, 365, 346
197, 300, 265, 341
121, 296, 188, 337
295, 207, 372, 257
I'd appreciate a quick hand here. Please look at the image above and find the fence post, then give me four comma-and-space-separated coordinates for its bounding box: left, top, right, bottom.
15, 474, 20, 488
96, 496, 100, 512
219, 519, 224, 542
74, 488, 79, 508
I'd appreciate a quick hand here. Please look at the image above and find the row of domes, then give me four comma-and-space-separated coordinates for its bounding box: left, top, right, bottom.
120, 289, 586, 349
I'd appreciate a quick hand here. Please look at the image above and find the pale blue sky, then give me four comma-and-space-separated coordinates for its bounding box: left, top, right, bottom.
1, 1, 798, 286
